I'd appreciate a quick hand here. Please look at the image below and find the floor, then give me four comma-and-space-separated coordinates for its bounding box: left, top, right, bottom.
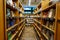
20, 25, 38, 40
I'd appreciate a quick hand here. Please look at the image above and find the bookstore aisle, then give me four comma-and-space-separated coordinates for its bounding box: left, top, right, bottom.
20, 25, 39, 40
1, 0, 60, 40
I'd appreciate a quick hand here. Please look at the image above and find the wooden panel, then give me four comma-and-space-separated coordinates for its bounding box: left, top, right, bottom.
0, 0, 4, 40
56, 2, 60, 20
57, 21, 60, 40
56, 2, 60, 40
41, 0, 50, 9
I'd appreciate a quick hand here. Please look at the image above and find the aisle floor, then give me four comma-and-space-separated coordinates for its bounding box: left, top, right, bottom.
20, 26, 38, 40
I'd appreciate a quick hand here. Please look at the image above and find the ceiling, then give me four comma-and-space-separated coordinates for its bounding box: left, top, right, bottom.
19, 0, 41, 6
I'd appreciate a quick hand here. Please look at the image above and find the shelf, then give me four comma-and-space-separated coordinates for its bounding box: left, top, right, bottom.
34, 10, 41, 14
33, 23, 49, 40
41, 32, 49, 40
6, 24, 18, 32
18, 23, 24, 31
6, 3, 17, 11
18, 26, 24, 37
33, 19, 41, 24
42, 17, 55, 20
10, 31, 18, 40
34, 23, 41, 31
33, 19, 55, 33
34, 3, 56, 14
10, 23, 24, 40
6, 19, 25, 32
41, 3, 56, 12
42, 24, 55, 33
38, 2, 41, 8
6, 3, 23, 13
33, 24, 41, 37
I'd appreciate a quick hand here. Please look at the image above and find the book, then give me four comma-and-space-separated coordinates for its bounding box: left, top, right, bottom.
48, 9, 56, 19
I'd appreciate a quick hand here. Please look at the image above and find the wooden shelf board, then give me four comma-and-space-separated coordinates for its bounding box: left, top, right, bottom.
6, 24, 18, 32
35, 27, 41, 37
10, 23, 24, 40
42, 24, 55, 33
16, 38, 18, 40
33, 24, 41, 37
41, 3, 56, 12
34, 23, 41, 31
33, 19, 55, 33
18, 26, 24, 37
41, 32, 49, 40
18, 23, 24, 31
6, 19, 25, 32
33, 23, 48, 40
42, 17, 55, 20
10, 31, 18, 40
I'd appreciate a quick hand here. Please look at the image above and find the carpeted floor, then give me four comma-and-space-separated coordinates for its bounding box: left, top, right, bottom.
20, 25, 38, 40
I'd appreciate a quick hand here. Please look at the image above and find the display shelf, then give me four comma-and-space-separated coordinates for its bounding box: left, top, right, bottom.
42, 17, 55, 20
18, 26, 24, 37
41, 32, 49, 40
34, 3, 56, 14
10, 23, 24, 40
33, 19, 55, 33
33, 23, 48, 40
6, 3, 24, 13
6, 3, 17, 11
6, 19, 25, 32
37, 2, 41, 8
18, 23, 24, 31
1, 0, 24, 40
33, 20, 51, 40
33, 1, 60, 40
34, 9, 41, 14
10, 31, 18, 40
6, 23, 18, 32
34, 23, 41, 31
35, 27, 41, 37
16, 27, 24, 40
16, 23, 25, 40
42, 24, 55, 33
33, 24, 41, 37
41, 3, 56, 12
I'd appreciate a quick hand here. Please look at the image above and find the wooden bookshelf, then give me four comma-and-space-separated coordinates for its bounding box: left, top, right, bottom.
41, 32, 49, 40
33, 22, 49, 40
6, 19, 25, 32
10, 22, 24, 40
6, 3, 17, 11
34, 23, 41, 31
33, 0, 60, 40
0, 0, 24, 40
32, 24, 41, 38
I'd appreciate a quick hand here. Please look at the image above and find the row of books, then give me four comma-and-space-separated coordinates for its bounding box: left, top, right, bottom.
7, 0, 21, 12
6, 8, 17, 40
43, 9, 55, 19
41, 8, 55, 40
7, 0, 17, 7
6, 8, 16, 28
